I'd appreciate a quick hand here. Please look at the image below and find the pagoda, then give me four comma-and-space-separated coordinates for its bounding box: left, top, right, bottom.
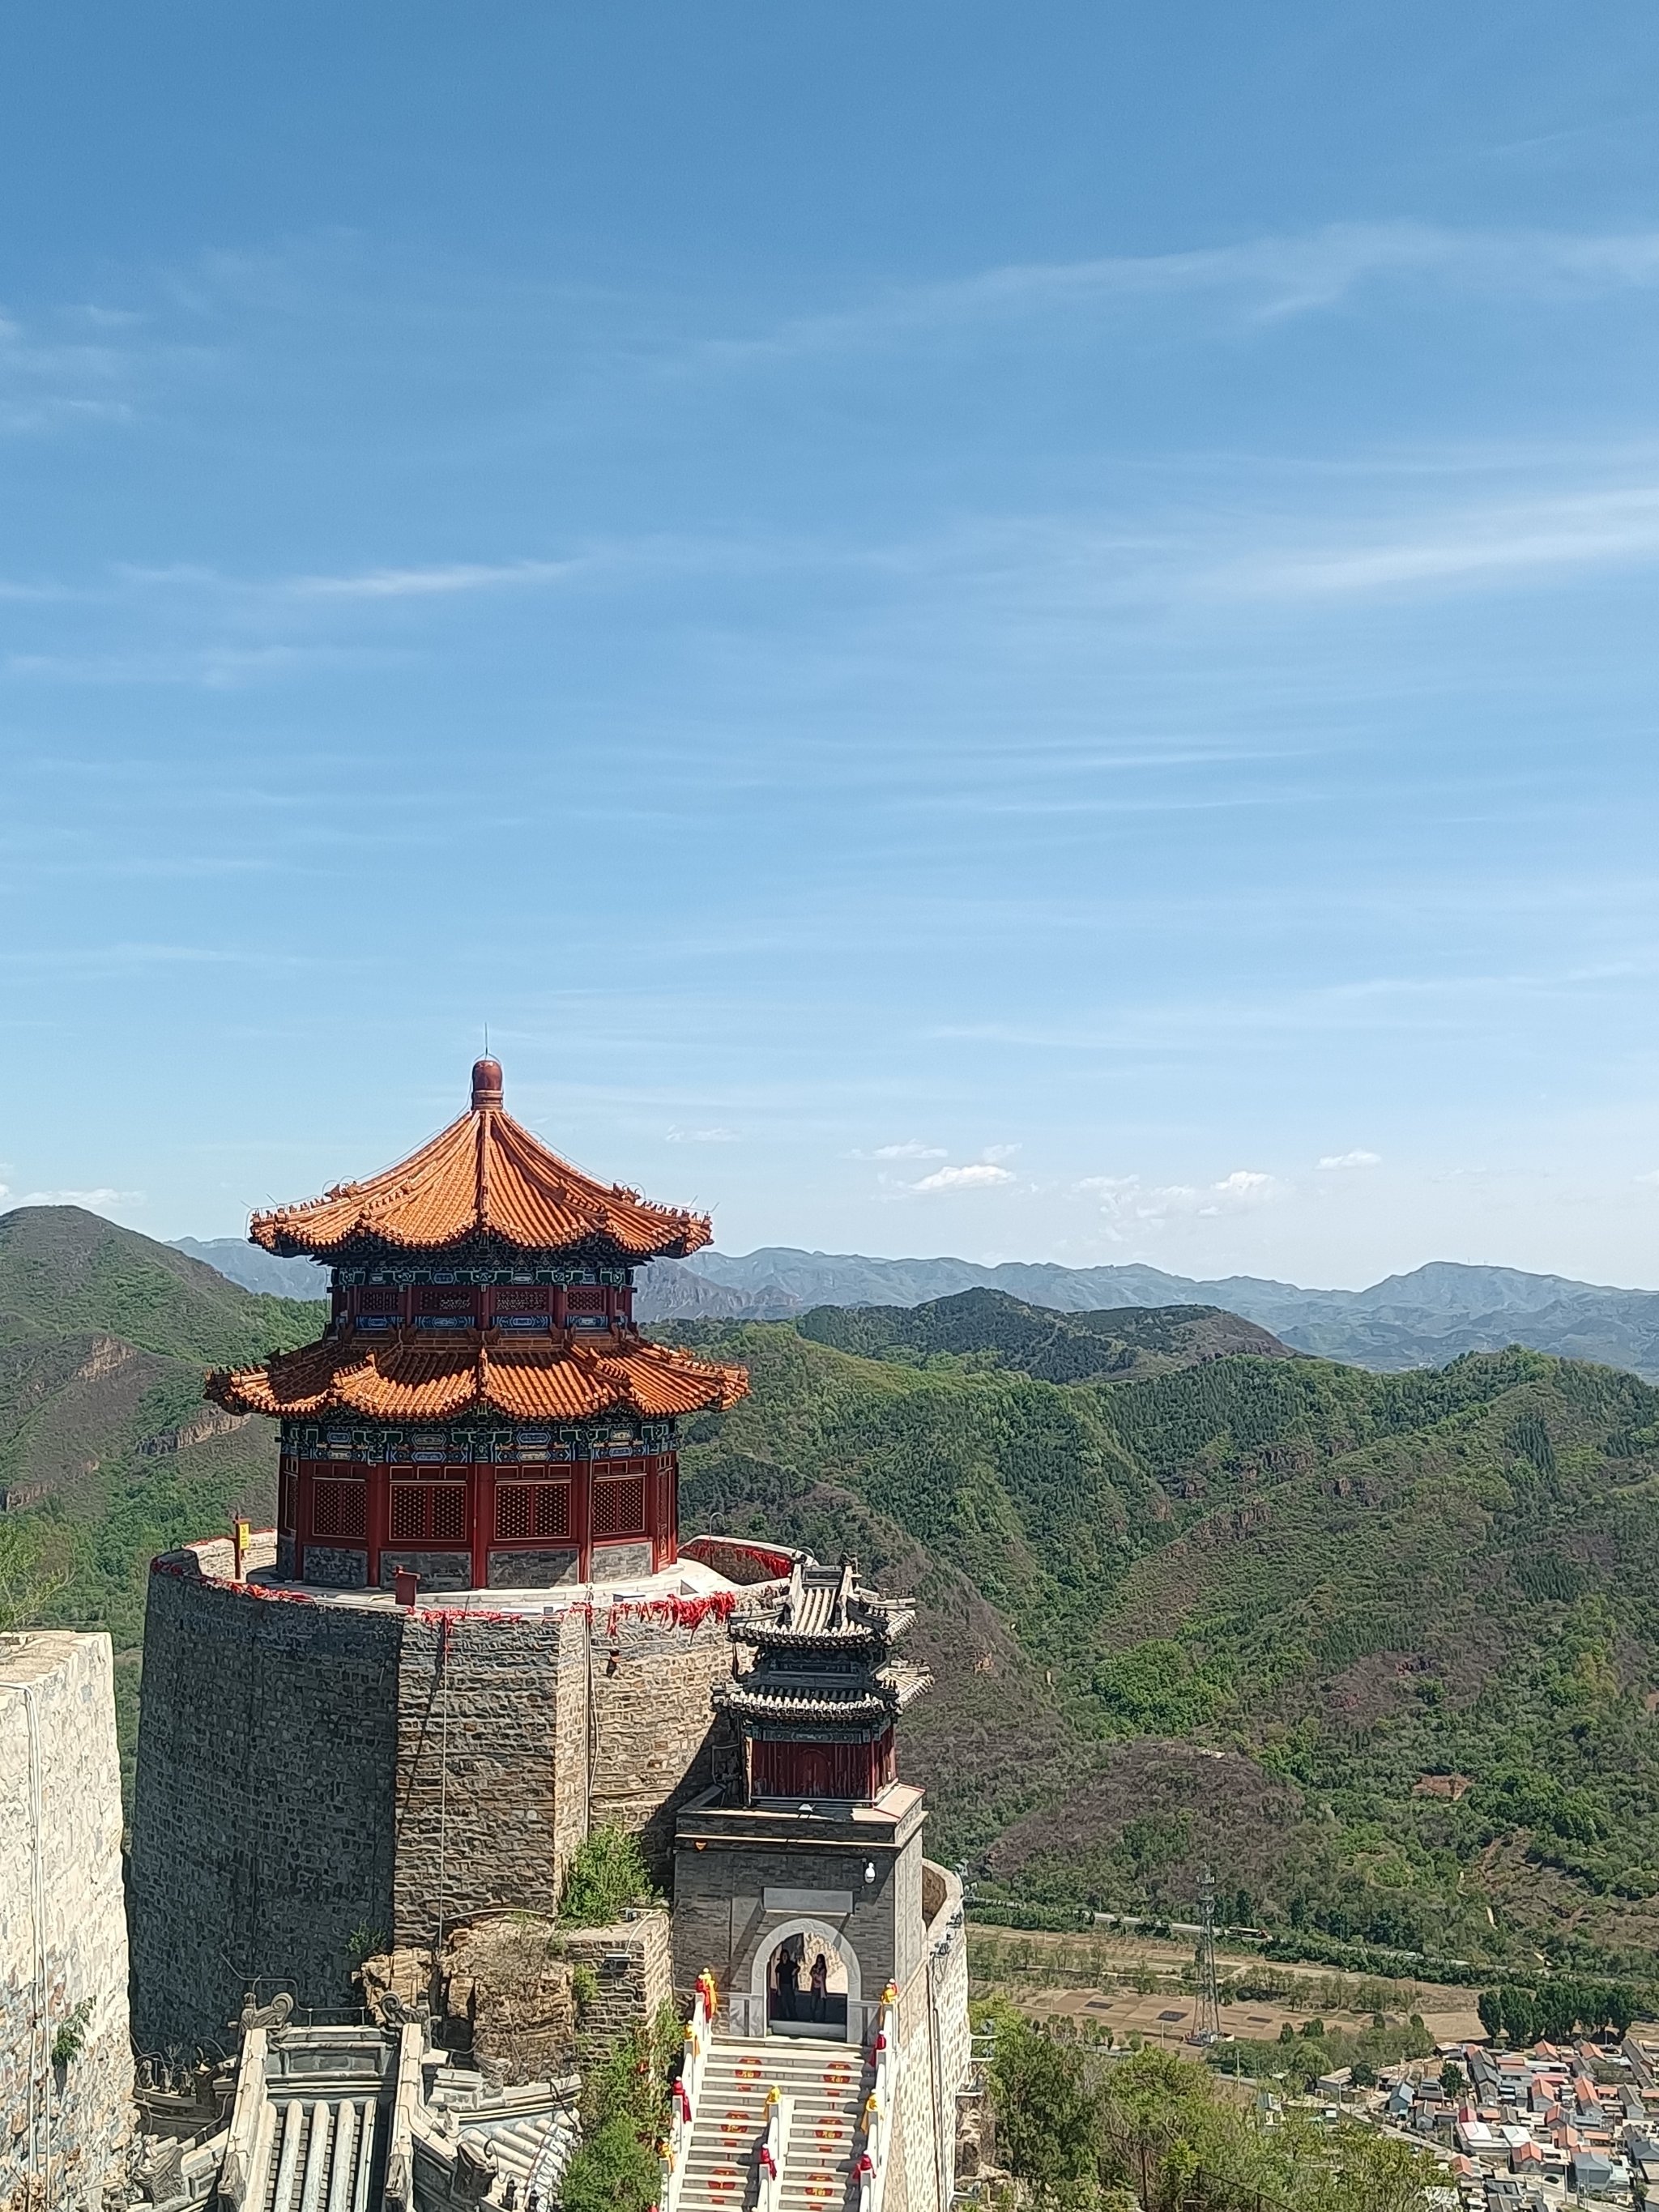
714, 1557, 931, 1803
207, 1057, 747, 1591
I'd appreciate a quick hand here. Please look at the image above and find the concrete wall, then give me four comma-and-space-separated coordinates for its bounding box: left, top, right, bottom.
1, 1632, 131, 2212
130, 1552, 742, 2051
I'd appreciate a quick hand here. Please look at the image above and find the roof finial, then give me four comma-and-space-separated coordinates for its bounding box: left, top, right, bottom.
471, 1055, 504, 1109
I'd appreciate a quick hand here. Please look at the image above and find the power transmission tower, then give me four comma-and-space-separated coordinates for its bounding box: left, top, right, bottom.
1195, 1865, 1222, 2044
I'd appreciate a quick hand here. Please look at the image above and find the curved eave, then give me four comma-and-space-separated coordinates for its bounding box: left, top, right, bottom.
206, 1332, 748, 1426
253, 1220, 712, 1264
247, 1104, 714, 1264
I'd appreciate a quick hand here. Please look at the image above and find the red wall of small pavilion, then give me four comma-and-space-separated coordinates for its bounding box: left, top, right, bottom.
748, 1730, 895, 1805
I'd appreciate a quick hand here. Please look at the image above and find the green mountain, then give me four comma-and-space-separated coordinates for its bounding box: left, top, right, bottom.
668, 1308, 1659, 1983
12, 1208, 1659, 1989
796, 1286, 1296, 1383
0, 1208, 323, 1755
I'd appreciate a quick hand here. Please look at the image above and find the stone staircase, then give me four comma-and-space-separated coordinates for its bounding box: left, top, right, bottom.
678, 2037, 866, 2212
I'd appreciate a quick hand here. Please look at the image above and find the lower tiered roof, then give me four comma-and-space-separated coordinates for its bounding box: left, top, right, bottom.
207, 1332, 748, 1423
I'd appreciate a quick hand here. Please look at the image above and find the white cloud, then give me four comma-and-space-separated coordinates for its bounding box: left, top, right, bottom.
859, 1140, 948, 1160
1636, 1170, 1659, 1188
1318, 1149, 1383, 1170
911, 1161, 1017, 1193
1211, 1170, 1273, 1198
664, 1127, 739, 1144
979, 1143, 1021, 1162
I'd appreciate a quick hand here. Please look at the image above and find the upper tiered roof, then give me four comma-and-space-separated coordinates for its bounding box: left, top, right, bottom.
249, 1059, 714, 1261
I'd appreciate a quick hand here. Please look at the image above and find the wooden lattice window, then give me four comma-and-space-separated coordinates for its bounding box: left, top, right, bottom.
494, 1481, 572, 1542
494, 1285, 551, 1331
416, 1286, 474, 1319
592, 1474, 646, 1537
311, 1478, 367, 1540
565, 1286, 606, 1315
358, 1285, 401, 1315
279, 1468, 298, 1532
390, 1479, 468, 1543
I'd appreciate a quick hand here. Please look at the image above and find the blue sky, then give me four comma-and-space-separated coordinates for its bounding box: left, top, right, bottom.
6, 2, 1659, 1287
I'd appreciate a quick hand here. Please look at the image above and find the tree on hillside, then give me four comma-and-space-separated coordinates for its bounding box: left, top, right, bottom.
987, 2005, 1103, 2209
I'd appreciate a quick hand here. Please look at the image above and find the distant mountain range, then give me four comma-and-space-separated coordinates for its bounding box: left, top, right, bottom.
170, 1234, 1659, 1382
172, 1238, 331, 1300
642, 1247, 1659, 1381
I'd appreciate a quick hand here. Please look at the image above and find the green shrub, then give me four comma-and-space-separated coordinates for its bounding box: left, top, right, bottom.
560, 2116, 658, 2212
559, 1826, 657, 1928
51, 2001, 92, 2069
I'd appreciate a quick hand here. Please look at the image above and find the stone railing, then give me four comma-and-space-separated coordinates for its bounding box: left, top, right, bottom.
755, 2084, 793, 2212
855, 1983, 902, 2212
653, 1972, 715, 2212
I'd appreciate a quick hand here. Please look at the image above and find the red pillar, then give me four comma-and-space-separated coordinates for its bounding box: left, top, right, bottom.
471, 1464, 494, 1590
366, 1463, 389, 1589
573, 1457, 591, 1578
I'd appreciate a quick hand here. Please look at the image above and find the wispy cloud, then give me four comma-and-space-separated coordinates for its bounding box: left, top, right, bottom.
1221, 485, 1659, 599
698, 224, 1659, 369
854, 1140, 947, 1160
1318, 1149, 1382, 1170
11, 1187, 140, 1208
665, 1126, 740, 1143
284, 558, 582, 600
1079, 1168, 1282, 1231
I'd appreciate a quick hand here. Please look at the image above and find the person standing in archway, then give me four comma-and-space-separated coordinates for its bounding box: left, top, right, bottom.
808, 1951, 829, 2024
775, 1945, 800, 2022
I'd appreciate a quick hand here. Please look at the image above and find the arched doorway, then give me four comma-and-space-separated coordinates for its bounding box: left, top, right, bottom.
749, 1918, 859, 2042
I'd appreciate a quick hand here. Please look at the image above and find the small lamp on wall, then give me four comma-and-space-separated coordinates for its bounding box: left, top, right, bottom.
864, 1860, 876, 1886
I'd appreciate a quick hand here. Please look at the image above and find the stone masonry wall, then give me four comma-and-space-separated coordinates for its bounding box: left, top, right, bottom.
587, 1606, 736, 1876
557, 1912, 671, 2053
1, 1633, 131, 2212
392, 1608, 589, 1948
670, 1832, 915, 2027
129, 1561, 400, 2050
130, 1558, 737, 2051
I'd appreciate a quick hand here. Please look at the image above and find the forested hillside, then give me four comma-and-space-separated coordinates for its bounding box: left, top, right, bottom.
11, 1205, 1659, 1990
795, 1286, 1295, 1381
0, 1208, 321, 1754
667, 1311, 1659, 1983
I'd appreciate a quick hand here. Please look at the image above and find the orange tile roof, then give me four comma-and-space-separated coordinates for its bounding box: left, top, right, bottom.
249, 1059, 713, 1261
207, 1331, 748, 1424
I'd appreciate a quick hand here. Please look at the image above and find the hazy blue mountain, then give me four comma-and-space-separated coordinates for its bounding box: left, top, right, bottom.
642, 1249, 1659, 1379
168, 1231, 1659, 1383
170, 1238, 330, 1301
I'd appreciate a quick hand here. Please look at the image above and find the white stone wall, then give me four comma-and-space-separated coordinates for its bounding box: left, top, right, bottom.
891, 1862, 970, 2212
0, 1633, 131, 2212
